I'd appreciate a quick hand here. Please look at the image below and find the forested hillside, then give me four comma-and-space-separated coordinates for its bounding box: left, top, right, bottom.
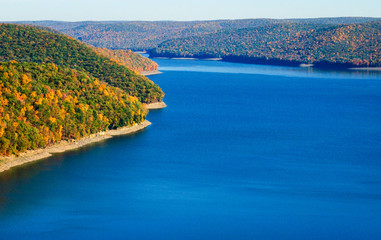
0, 23, 165, 157
93, 48, 158, 73
16, 19, 281, 50
17, 17, 379, 50
150, 21, 381, 68
0, 24, 163, 103
0, 62, 147, 156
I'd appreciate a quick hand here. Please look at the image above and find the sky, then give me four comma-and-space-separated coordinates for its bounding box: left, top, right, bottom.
1, 0, 380, 22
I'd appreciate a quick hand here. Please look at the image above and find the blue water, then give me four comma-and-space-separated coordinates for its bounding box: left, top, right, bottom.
1, 59, 381, 239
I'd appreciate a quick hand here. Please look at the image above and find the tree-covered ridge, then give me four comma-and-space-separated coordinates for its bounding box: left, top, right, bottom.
0, 24, 163, 103
17, 19, 279, 50
93, 47, 158, 73
150, 21, 381, 68
0, 62, 147, 156
17, 18, 379, 50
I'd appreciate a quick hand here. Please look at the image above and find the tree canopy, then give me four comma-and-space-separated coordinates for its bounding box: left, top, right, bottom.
150, 21, 381, 68
0, 62, 147, 156
0, 24, 164, 103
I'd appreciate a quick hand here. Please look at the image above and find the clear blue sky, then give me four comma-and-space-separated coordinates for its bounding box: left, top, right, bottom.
1, 0, 380, 21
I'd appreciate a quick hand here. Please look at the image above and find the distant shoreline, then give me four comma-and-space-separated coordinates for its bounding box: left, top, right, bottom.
151, 56, 222, 61
171, 57, 198, 60
148, 53, 381, 70
0, 120, 151, 174
349, 67, 381, 71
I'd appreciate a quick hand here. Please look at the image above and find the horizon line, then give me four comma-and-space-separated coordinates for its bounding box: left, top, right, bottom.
2, 16, 381, 23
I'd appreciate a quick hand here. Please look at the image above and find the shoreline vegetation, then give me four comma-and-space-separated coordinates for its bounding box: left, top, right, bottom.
0, 101, 166, 174
0, 120, 151, 174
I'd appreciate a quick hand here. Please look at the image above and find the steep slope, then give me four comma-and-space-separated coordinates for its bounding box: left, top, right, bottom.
0, 61, 147, 156
0, 24, 163, 103
93, 48, 158, 73
150, 21, 381, 68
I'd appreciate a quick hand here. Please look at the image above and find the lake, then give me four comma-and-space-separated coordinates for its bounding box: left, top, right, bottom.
1, 58, 381, 239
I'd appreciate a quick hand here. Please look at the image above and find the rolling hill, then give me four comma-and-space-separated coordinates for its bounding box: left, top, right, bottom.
93, 47, 158, 73
150, 21, 381, 68
0, 24, 163, 103
16, 17, 379, 51
0, 23, 165, 156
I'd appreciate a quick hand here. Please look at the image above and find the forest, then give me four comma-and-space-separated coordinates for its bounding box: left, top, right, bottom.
0, 23, 164, 157
17, 17, 379, 50
150, 21, 381, 68
0, 24, 164, 103
15, 18, 381, 68
0, 61, 147, 156
93, 47, 158, 73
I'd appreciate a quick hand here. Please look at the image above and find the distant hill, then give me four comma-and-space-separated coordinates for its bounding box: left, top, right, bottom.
15, 17, 379, 51
15, 19, 281, 50
0, 61, 147, 156
0, 24, 163, 103
284, 17, 379, 25
150, 21, 381, 68
93, 47, 158, 73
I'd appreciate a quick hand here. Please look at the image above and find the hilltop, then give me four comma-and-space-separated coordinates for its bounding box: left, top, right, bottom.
0, 24, 163, 103
0, 24, 164, 158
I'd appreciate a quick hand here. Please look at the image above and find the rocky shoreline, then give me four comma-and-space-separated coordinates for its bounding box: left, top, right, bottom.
146, 101, 167, 110
141, 70, 162, 76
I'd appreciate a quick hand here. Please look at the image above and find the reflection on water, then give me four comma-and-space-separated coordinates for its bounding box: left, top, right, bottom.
156, 58, 381, 79
0, 140, 114, 215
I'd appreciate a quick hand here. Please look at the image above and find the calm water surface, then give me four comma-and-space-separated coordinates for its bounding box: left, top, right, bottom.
1, 59, 381, 239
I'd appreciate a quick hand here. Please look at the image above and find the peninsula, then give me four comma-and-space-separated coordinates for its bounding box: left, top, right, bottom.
0, 24, 165, 172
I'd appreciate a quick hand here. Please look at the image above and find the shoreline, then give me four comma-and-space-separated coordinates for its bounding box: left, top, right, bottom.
203, 58, 222, 61
141, 70, 162, 76
146, 101, 167, 110
149, 54, 381, 71
171, 57, 198, 60
0, 120, 151, 174
349, 67, 381, 71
